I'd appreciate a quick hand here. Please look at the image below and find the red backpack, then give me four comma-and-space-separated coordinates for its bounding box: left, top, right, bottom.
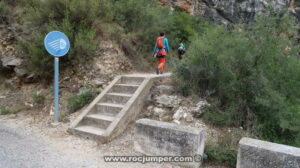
156, 37, 164, 49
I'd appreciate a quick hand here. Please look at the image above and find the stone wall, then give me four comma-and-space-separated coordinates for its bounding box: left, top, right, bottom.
237, 137, 300, 168
134, 118, 205, 168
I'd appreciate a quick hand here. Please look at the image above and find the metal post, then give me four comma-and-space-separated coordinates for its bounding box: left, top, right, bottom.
54, 57, 60, 123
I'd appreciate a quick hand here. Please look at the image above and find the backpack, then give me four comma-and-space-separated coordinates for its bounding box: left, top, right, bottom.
156, 37, 164, 49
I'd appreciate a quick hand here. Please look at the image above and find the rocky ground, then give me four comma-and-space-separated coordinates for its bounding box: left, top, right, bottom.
0, 108, 229, 168
0, 111, 180, 168
0, 76, 236, 168
141, 78, 244, 145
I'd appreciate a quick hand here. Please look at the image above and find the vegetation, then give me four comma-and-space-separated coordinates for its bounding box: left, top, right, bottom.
11, 0, 205, 75
31, 93, 45, 105
113, 0, 205, 70
174, 11, 300, 146
205, 142, 236, 167
0, 106, 18, 115
0, 1, 9, 24
19, 0, 114, 77
67, 85, 99, 113
3, 0, 300, 163
204, 128, 247, 167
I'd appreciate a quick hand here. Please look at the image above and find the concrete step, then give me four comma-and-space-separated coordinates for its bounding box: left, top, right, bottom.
69, 73, 172, 143
110, 84, 139, 94
116, 84, 140, 87
97, 102, 124, 109
74, 125, 105, 139
118, 76, 145, 85
81, 115, 112, 129
100, 93, 132, 105
106, 92, 132, 97
86, 114, 115, 122
95, 103, 123, 116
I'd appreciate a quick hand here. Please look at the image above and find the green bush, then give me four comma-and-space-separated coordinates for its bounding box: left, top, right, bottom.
205, 142, 236, 167
174, 12, 300, 146
0, 1, 9, 24
20, 0, 114, 77
0, 107, 18, 115
18, 0, 208, 75
204, 131, 246, 167
172, 60, 192, 96
114, 0, 207, 57
67, 85, 99, 113
1, 0, 20, 6
31, 93, 45, 105
114, 0, 159, 32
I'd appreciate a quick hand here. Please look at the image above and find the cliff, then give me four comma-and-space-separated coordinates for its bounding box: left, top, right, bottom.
159, 0, 300, 25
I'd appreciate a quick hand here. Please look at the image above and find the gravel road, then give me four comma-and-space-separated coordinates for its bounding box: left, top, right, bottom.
0, 123, 97, 168
0, 111, 228, 168
0, 113, 180, 168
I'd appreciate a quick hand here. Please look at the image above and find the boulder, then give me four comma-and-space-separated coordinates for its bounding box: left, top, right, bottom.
191, 100, 209, 118
154, 85, 175, 95
91, 78, 104, 87
14, 67, 27, 77
155, 94, 181, 108
184, 113, 194, 123
1, 57, 22, 67
147, 105, 154, 111
173, 106, 188, 121
173, 106, 194, 123
152, 107, 167, 118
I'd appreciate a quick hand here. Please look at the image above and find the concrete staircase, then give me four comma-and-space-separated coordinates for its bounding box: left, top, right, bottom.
68, 73, 171, 143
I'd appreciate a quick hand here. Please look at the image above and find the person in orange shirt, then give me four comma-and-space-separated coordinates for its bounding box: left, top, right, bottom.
153, 32, 170, 74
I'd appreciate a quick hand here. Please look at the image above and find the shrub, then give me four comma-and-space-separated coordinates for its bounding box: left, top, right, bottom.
31, 93, 45, 105
114, 0, 159, 32
20, 32, 53, 77
205, 142, 236, 167
0, 107, 18, 115
174, 11, 300, 146
113, 0, 208, 57
172, 59, 192, 96
20, 0, 113, 77
205, 129, 247, 167
1, 0, 20, 6
0, 1, 9, 24
67, 85, 99, 113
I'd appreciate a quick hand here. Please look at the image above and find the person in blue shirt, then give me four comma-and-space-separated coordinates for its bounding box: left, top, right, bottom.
153, 32, 170, 74
177, 42, 186, 60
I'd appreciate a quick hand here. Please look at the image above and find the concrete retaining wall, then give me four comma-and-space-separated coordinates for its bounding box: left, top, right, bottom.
237, 137, 300, 168
134, 118, 205, 168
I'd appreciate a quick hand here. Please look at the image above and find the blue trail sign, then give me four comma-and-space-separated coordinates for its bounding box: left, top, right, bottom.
44, 31, 70, 123
44, 31, 70, 57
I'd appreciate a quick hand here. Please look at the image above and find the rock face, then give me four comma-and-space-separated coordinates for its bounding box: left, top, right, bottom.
160, 0, 299, 25
0, 26, 26, 76
237, 137, 300, 168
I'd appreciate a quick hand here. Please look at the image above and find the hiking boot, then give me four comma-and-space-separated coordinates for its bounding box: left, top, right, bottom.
156, 68, 160, 75
160, 71, 164, 74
